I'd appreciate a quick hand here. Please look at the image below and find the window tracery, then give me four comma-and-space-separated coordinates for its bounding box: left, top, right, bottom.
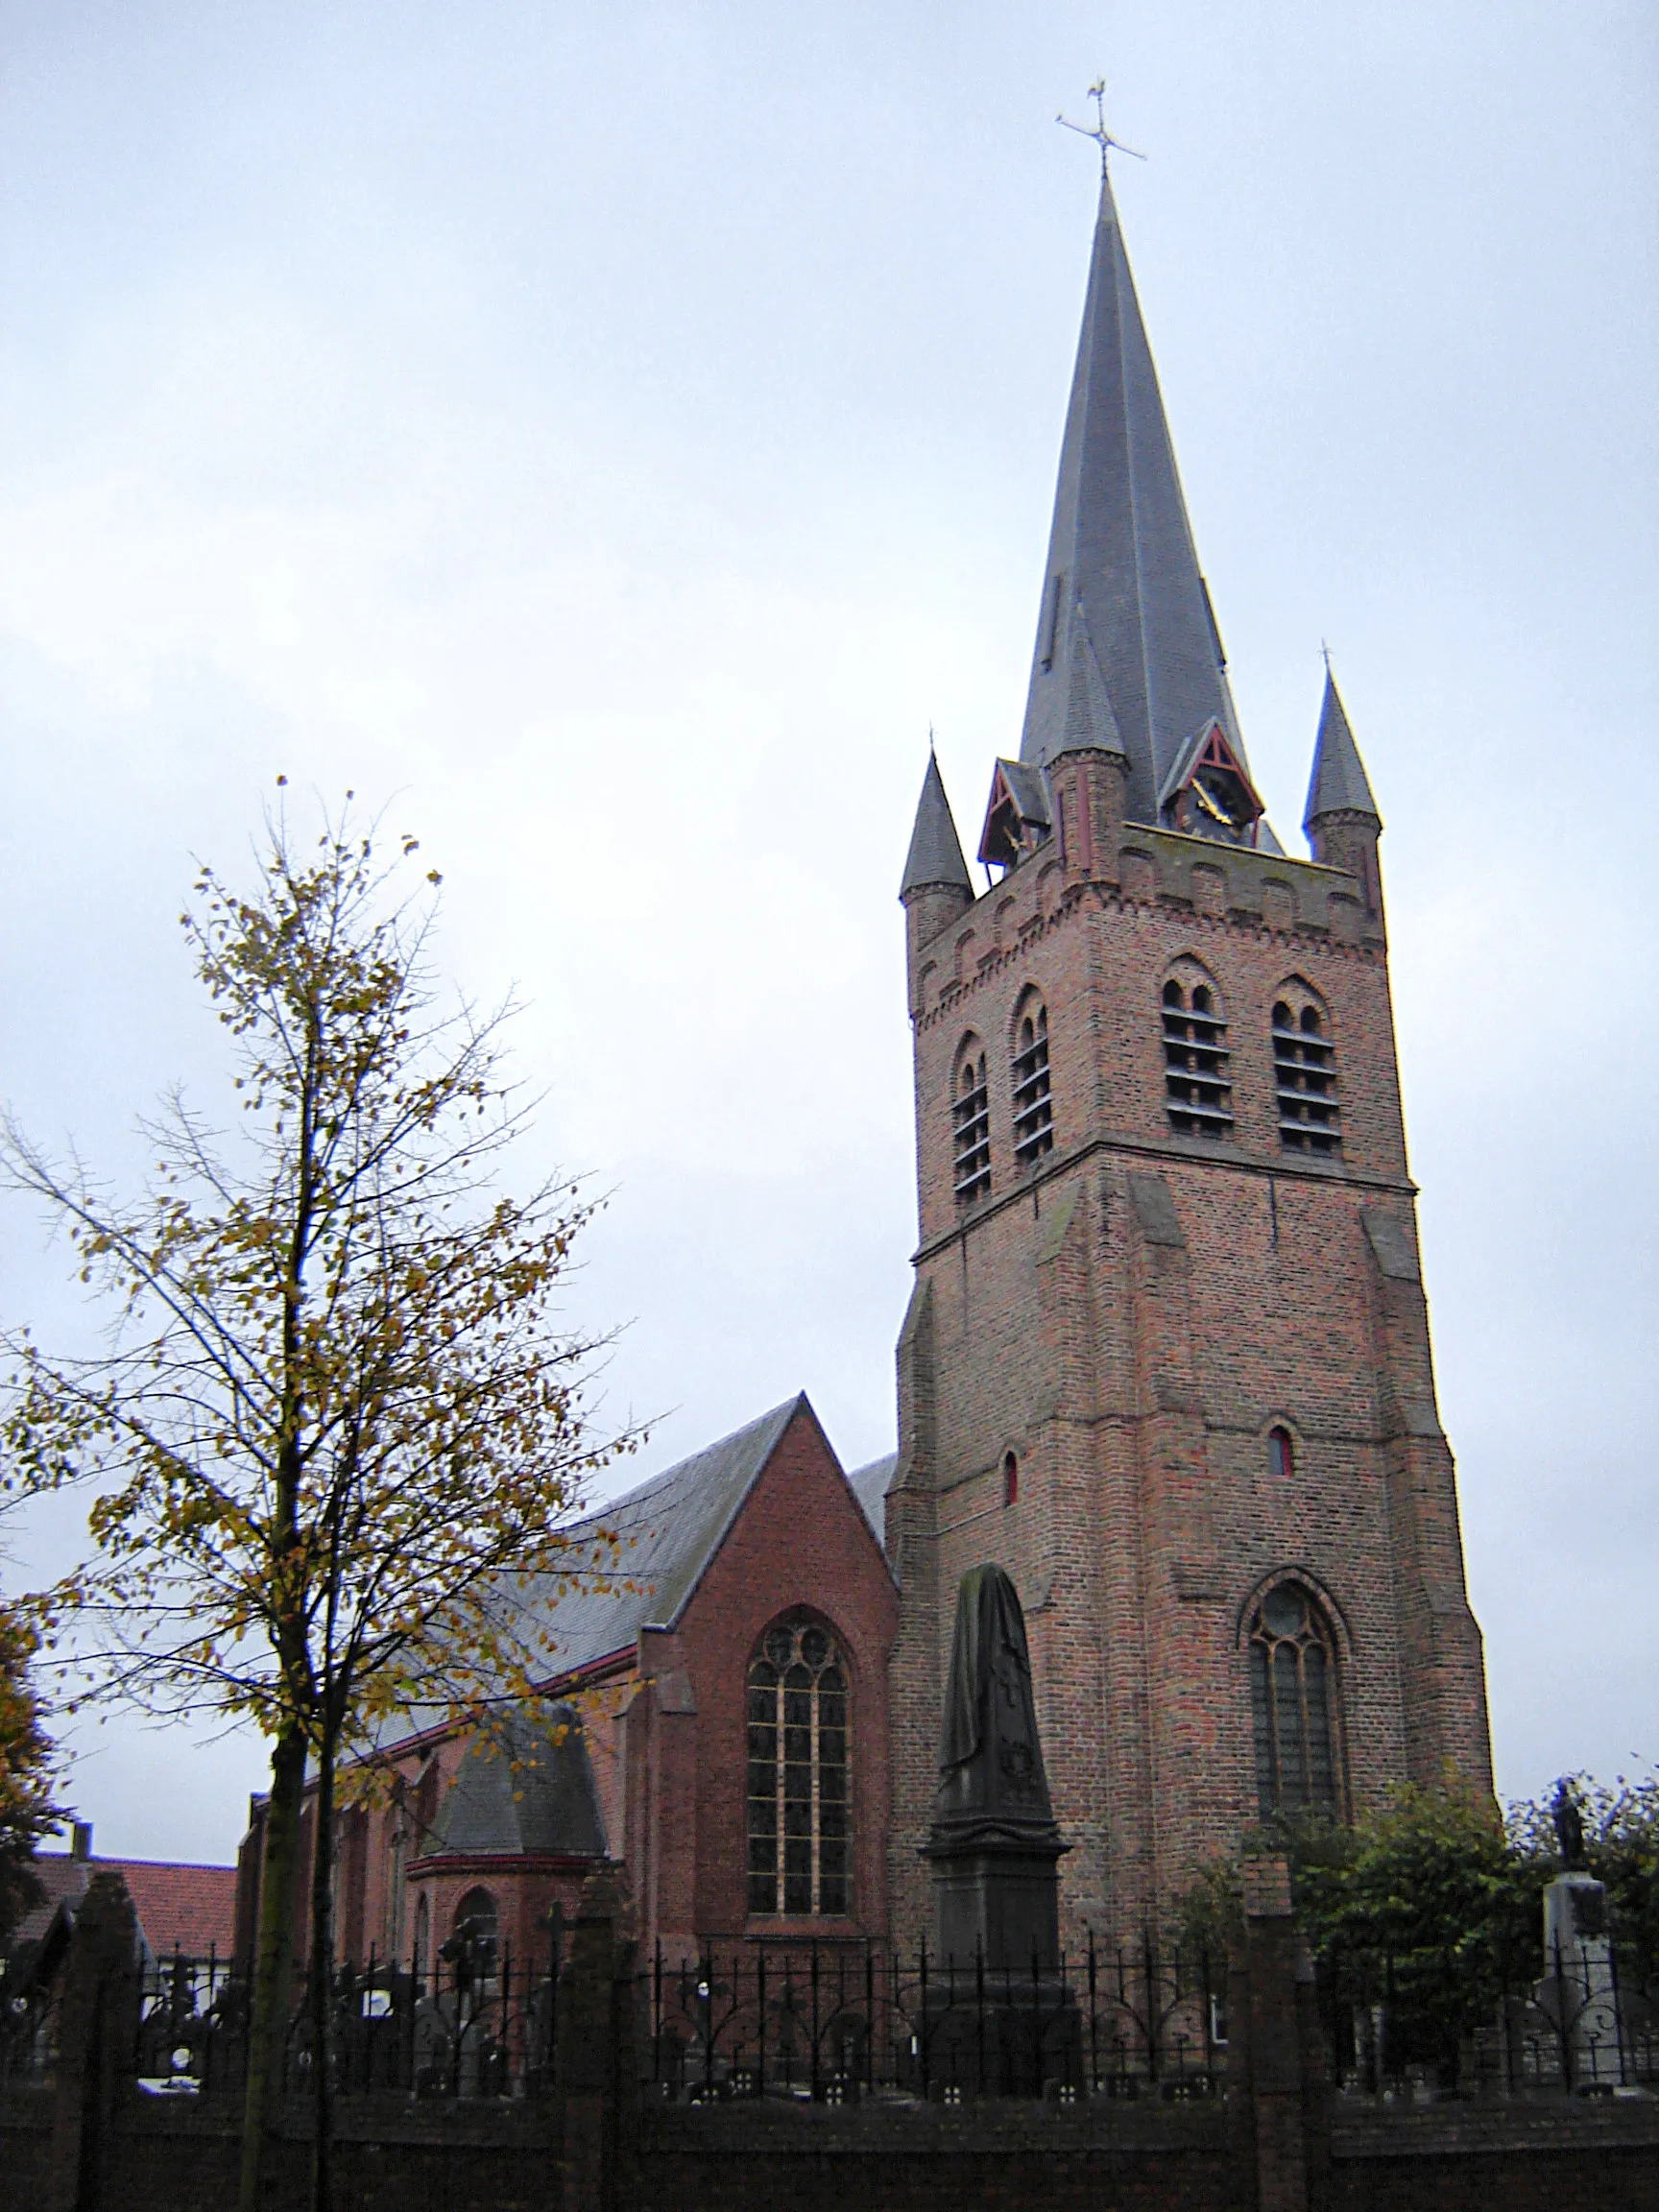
1247, 1581, 1341, 1819
746, 1619, 851, 1918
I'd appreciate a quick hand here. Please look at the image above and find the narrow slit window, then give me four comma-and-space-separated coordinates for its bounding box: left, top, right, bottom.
951, 1044, 991, 1204
1272, 998, 1340, 1155
1003, 1452, 1019, 1507
1247, 1582, 1341, 1819
747, 1620, 851, 1918
1268, 1427, 1294, 1481
1162, 979, 1234, 1139
1012, 1003, 1054, 1167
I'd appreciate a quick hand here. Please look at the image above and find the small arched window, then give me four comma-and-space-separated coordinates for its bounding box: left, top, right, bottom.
747, 1620, 851, 1918
952, 1040, 991, 1204
1162, 978, 1234, 1138
1012, 1000, 1053, 1167
1267, 1427, 1294, 1481
413, 1892, 430, 1982
1272, 996, 1339, 1155
1003, 1451, 1019, 1507
1247, 1582, 1341, 1819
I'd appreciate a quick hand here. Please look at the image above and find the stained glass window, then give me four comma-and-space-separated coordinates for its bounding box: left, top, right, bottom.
747, 1620, 851, 1917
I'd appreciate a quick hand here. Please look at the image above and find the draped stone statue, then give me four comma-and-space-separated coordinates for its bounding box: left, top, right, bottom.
923, 1564, 1068, 1969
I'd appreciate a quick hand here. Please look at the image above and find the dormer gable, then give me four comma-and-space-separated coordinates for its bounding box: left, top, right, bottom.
1158, 719, 1266, 847
978, 758, 1053, 873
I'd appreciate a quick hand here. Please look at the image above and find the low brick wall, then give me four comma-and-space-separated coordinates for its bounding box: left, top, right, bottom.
637, 2097, 1238, 2212
1, 2088, 563, 2212
1331, 2097, 1659, 2212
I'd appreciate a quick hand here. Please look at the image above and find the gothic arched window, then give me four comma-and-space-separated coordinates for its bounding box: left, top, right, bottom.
1012, 998, 1053, 1167
1272, 994, 1340, 1155
1267, 1427, 1294, 1482
1248, 1582, 1341, 1819
1163, 977, 1234, 1138
747, 1619, 851, 1918
952, 1038, 991, 1204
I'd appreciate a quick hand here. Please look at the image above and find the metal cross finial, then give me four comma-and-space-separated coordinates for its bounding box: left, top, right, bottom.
1057, 79, 1145, 174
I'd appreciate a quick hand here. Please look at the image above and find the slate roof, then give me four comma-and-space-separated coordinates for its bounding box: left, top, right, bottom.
501, 1396, 807, 1676
428, 1706, 608, 1861
1019, 170, 1254, 831
847, 1452, 898, 1550
1304, 668, 1381, 826
900, 753, 974, 900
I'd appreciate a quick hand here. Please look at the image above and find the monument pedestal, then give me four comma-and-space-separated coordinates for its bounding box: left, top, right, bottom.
925, 1818, 1068, 1972
1538, 1874, 1624, 2091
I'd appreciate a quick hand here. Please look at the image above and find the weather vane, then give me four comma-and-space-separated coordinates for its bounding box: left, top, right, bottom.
1057, 79, 1145, 174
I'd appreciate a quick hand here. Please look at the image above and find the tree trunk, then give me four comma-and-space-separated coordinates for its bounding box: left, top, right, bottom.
239, 1720, 308, 2212
308, 1725, 338, 2212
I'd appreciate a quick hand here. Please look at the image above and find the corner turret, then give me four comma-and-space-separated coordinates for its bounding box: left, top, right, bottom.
901, 752, 974, 1002
1304, 665, 1382, 916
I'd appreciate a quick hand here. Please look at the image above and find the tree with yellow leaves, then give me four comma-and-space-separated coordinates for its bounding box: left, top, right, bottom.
2, 790, 639, 2212
0, 1599, 64, 1949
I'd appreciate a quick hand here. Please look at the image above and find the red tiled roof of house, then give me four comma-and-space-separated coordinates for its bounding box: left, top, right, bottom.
108, 1860, 238, 1960
12, 1852, 238, 1961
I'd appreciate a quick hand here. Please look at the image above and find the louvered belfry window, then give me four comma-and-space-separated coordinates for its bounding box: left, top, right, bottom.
951, 1042, 991, 1204
747, 1621, 851, 1917
1162, 979, 1234, 1137
1248, 1583, 1340, 1819
1272, 999, 1340, 1154
1012, 1002, 1054, 1167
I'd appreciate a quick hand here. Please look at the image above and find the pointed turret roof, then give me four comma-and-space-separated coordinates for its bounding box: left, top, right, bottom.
1052, 602, 1126, 759
1304, 668, 1381, 827
900, 752, 974, 900
1020, 170, 1250, 827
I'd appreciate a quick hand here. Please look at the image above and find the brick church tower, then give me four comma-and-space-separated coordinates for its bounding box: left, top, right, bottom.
885, 166, 1493, 1951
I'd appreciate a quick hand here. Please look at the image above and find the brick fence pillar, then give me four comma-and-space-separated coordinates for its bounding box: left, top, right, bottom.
44, 1870, 140, 2212
556, 1868, 639, 2212
1232, 1858, 1332, 2212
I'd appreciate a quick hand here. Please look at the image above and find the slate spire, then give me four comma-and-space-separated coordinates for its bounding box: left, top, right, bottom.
1304, 665, 1381, 829
900, 750, 973, 901
1020, 169, 1249, 827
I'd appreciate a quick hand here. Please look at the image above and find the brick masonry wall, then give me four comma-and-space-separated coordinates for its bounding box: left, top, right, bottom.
653, 1402, 902, 1952
8, 2085, 1658, 2212
892, 815, 1493, 1950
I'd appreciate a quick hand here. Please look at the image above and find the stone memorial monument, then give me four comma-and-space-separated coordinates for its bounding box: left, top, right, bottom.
917, 1566, 1077, 2093
1538, 1778, 1625, 2089
923, 1562, 1069, 1968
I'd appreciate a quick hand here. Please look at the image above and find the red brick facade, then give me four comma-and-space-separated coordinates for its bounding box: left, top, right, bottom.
887, 746, 1493, 1952
254, 1403, 901, 1970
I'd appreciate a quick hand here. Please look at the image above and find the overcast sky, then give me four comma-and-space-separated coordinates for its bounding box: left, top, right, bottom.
2, 3, 1654, 1864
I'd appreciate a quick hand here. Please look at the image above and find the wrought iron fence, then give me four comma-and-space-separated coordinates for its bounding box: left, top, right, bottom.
109, 1918, 566, 2101
0, 1969, 62, 2088
1318, 1932, 1659, 2102
639, 1934, 1227, 2105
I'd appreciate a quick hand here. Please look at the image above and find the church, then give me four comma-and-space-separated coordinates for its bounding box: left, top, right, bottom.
241, 161, 1493, 1977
